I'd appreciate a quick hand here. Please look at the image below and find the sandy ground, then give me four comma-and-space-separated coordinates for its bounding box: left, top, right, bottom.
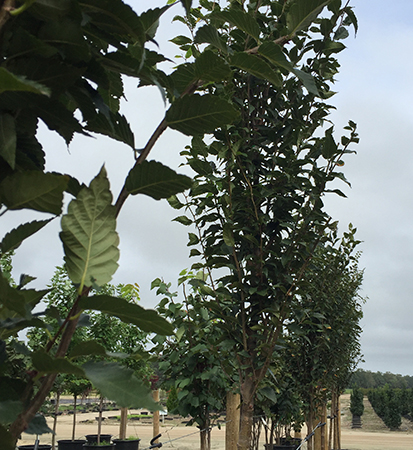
17, 395, 413, 450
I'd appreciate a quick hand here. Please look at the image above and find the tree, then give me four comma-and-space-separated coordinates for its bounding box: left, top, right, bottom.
168, 2, 359, 449
350, 386, 364, 417
152, 272, 229, 450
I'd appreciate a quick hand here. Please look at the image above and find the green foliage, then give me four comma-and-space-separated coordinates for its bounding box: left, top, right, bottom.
368, 386, 403, 430
350, 385, 364, 417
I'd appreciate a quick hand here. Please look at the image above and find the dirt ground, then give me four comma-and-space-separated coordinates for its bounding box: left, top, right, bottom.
17, 395, 413, 450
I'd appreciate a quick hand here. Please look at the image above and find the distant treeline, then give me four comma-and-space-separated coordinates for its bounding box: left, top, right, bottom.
349, 369, 413, 389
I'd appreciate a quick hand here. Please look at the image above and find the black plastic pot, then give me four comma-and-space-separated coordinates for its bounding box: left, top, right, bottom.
82, 444, 115, 450
85, 435, 113, 444
112, 439, 140, 450
18, 446, 52, 450
58, 439, 87, 450
264, 445, 297, 450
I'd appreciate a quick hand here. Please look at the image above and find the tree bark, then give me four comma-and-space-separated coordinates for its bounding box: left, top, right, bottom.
226, 391, 240, 450
72, 395, 77, 441
238, 375, 255, 450
152, 390, 160, 443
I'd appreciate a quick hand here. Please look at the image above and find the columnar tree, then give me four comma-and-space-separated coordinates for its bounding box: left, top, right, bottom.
168, 1, 359, 449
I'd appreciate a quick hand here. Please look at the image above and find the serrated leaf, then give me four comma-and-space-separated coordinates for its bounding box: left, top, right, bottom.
1, 219, 53, 254
32, 350, 85, 376
140, 6, 170, 40
194, 25, 228, 54
166, 94, 239, 136
0, 271, 29, 318
60, 167, 119, 290
287, 0, 330, 36
258, 42, 293, 71
194, 51, 233, 82
214, 10, 261, 42
0, 113, 16, 169
230, 53, 282, 87
0, 172, 67, 215
167, 195, 185, 210
180, 0, 192, 14
82, 361, 161, 409
126, 160, 192, 200
322, 128, 337, 159
79, 295, 174, 335
0, 67, 50, 96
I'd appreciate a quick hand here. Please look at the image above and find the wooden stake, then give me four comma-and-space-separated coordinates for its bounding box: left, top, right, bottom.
226, 392, 240, 450
119, 407, 128, 440
153, 389, 160, 442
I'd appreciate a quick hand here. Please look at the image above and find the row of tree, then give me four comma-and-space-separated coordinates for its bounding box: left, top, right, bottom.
367, 386, 413, 430
0, 1, 363, 449
350, 369, 413, 389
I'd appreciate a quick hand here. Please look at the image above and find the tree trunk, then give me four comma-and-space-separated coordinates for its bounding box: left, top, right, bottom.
72, 394, 77, 441
238, 375, 255, 450
52, 391, 60, 450
152, 390, 160, 443
328, 392, 334, 450
120, 407, 128, 440
97, 396, 104, 444
200, 426, 211, 450
226, 391, 240, 450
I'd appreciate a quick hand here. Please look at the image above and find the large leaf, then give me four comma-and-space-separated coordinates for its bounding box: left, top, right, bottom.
258, 42, 294, 71
31, 350, 85, 376
293, 69, 319, 95
25, 414, 54, 435
69, 340, 122, 359
194, 51, 233, 82
0, 67, 50, 96
0, 171, 67, 215
0, 424, 16, 450
79, 295, 174, 335
194, 25, 228, 54
230, 52, 282, 87
214, 10, 261, 42
0, 219, 53, 254
0, 271, 30, 318
0, 113, 16, 169
82, 361, 161, 409
287, 0, 330, 35
126, 160, 192, 200
166, 94, 239, 136
0, 400, 23, 425
60, 167, 119, 290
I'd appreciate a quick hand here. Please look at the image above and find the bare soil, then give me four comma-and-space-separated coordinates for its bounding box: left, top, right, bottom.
17, 395, 413, 450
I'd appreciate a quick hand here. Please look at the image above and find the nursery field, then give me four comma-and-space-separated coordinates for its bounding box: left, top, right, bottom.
17, 395, 412, 450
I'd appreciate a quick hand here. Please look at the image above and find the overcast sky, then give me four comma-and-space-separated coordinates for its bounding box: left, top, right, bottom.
2, 1, 413, 377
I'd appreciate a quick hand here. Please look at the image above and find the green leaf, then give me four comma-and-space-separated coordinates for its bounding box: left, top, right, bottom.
25, 413, 53, 435
126, 160, 192, 200
258, 42, 293, 71
166, 94, 239, 136
287, 0, 330, 36
230, 53, 282, 87
79, 295, 174, 335
322, 128, 337, 159
1, 219, 53, 254
214, 10, 261, 42
0, 172, 67, 215
187, 232, 199, 246
0, 67, 50, 96
173, 216, 193, 226
194, 51, 233, 82
68, 340, 108, 359
0, 424, 14, 450
0, 271, 30, 318
32, 350, 85, 376
180, 0, 192, 14
293, 69, 319, 95
140, 6, 170, 41
82, 361, 161, 409
0, 400, 23, 425
0, 113, 16, 169
60, 167, 119, 290
194, 25, 228, 54
223, 223, 235, 247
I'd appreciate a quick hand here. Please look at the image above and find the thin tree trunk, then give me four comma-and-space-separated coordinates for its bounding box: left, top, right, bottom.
200, 427, 211, 450
97, 396, 104, 444
226, 391, 240, 450
72, 394, 77, 441
337, 394, 341, 450
52, 391, 60, 450
328, 392, 334, 450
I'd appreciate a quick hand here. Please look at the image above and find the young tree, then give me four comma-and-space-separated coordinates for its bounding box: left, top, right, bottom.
169, 2, 359, 449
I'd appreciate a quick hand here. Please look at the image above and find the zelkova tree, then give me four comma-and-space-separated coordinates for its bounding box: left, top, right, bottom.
167, 1, 359, 449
